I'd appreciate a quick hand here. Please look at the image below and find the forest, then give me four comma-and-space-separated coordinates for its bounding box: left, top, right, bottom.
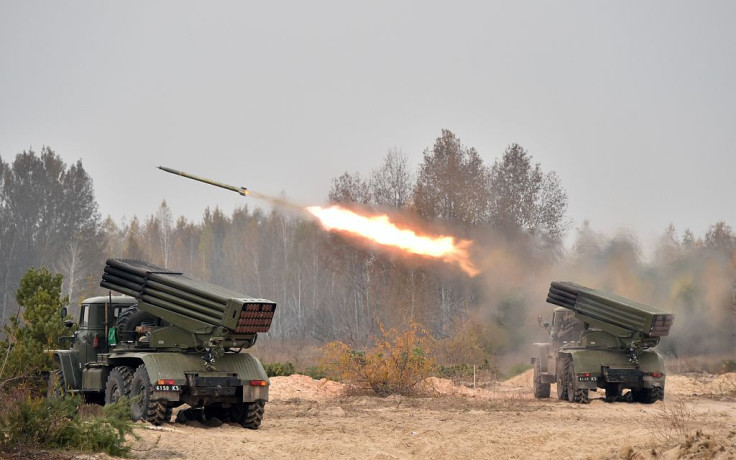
1, 130, 734, 371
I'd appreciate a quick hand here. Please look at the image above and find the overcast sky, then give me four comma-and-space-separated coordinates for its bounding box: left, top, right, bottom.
1, 1, 734, 253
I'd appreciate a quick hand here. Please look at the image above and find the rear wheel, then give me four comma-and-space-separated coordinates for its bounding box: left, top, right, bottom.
533, 361, 550, 398
565, 358, 589, 404
47, 369, 66, 399
231, 401, 266, 429
130, 364, 169, 425
556, 358, 568, 400
634, 385, 664, 404
105, 366, 133, 404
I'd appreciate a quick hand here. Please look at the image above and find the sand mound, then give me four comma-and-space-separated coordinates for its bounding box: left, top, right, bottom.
424, 377, 482, 397
269, 374, 345, 400
267, 371, 736, 403
667, 372, 736, 397
502, 368, 534, 388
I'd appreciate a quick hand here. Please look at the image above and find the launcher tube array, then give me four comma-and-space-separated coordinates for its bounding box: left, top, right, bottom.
547, 281, 674, 338
100, 259, 276, 334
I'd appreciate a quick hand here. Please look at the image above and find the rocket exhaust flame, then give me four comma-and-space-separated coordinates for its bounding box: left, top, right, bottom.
306, 205, 480, 277
158, 166, 480, 276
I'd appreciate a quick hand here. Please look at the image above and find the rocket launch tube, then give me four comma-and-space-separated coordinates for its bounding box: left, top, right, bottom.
105, 259, 244, 305
145, 280, 225, 312
100, 281, 138, 298
140, 295, 221, 326
142, 288, 224, 321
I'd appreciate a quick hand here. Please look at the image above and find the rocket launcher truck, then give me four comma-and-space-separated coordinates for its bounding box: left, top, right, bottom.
532, 282, 675, 404
48, 259, 276, 428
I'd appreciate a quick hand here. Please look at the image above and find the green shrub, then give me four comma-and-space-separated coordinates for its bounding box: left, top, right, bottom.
439, 363, 475, 379
303, 365, 328, 380
721, 359, 736, 373
0, 267, 69, 380
0, 384, 136, 456
263, 361, 296, 377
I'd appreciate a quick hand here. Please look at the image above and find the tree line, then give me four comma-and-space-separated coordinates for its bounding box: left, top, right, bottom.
0, 134, 734, 361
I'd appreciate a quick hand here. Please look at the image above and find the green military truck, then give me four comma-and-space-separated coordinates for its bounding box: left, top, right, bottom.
48, 259, 277, 428
531, 282, 675, 404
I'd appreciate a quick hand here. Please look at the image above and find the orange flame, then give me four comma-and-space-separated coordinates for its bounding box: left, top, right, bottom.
306, 205, 480, 277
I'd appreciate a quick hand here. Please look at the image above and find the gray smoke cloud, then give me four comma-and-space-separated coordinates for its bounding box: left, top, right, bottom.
471, 224, 735, 368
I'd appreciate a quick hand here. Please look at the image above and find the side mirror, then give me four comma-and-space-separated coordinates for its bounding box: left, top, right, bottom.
537, 315, 550, 330
61, 307, 68, 318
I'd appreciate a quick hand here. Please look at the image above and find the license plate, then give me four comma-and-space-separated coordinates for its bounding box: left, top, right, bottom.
155, 385, 180, 391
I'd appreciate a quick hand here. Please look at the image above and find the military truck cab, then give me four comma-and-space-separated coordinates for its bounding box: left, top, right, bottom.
54, 295, 137, 398
550, 307, 584, 346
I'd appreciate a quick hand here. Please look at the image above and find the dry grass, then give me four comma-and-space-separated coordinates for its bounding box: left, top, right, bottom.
715, 376, 736, 399
648, 396, 699, 443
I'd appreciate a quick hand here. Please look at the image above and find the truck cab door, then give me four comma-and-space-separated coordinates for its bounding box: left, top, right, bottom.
84, 303, 109, 363
65, 304, 92, 386
73, 303, 105, 365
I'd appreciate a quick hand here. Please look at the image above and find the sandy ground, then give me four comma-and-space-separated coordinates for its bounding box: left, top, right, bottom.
103, 371, 736, 460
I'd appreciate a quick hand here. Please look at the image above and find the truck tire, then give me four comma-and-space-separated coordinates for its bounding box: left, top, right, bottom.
633, 385, 664, 404
565, 358, 589, 404
105, 366, 133, 404
230, 401, 266, 429
47, 369, 66, 399
556, 358, 568, 400
115, 307, 158, 342
649, 386, 665, 403
130, 364, 169, 425
533, 361, 551, 398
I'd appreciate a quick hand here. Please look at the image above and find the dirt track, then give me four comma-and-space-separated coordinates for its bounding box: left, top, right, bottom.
122, 372, 736, 460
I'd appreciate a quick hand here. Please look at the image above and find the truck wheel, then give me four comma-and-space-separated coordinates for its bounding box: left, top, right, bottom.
556, 358, 568, 400
47, 369, 66, 399
637, 386, 664, 404
105, 366, 133, 404
130, 364, 168, 425
533, 362, 551, 398
565, 358, 589, 404
231, 401, 266, 429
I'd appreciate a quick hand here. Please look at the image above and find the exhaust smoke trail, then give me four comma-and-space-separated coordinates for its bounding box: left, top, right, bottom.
158, 166, 480, 277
